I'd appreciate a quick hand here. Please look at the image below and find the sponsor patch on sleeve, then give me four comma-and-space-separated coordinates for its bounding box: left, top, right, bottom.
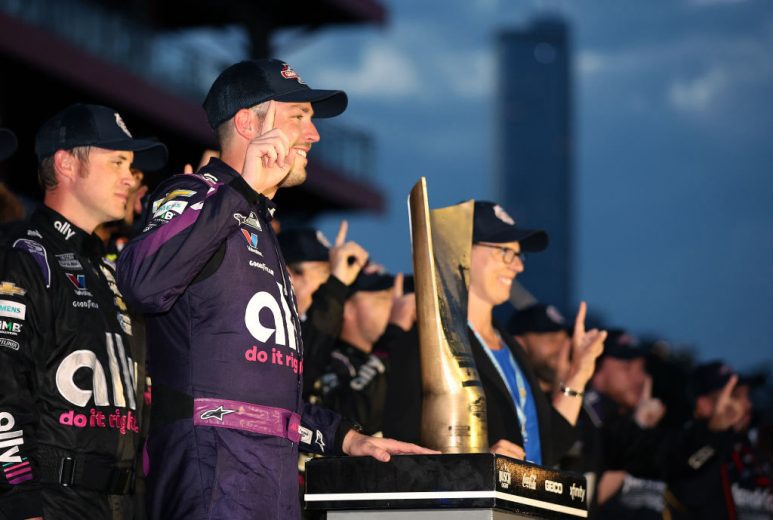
0, 282, 26, 296
152, 200, 188, 218
151, 189, 196, 213
12, 239, 51, 288
0, 300, 25, 320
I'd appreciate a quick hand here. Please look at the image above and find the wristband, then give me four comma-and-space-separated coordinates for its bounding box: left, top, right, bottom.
560, 383, 584, 398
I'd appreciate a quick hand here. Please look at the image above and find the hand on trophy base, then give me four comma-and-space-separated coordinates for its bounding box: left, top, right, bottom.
342, 430, 440, 462
489, 438, 525, 460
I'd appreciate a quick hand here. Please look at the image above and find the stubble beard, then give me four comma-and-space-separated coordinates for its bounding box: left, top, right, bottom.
279, 154, 308, 188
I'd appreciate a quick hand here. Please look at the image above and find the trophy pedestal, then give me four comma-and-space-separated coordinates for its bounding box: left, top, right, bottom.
305, 453, 588, 519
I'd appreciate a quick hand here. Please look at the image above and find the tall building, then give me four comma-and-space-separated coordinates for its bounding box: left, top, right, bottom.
496, 17, 573, 313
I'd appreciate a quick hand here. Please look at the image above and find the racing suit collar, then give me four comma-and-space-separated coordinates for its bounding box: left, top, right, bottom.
201, 157, 278, 222
36, 205, 106, 259
336, 338, 373, 361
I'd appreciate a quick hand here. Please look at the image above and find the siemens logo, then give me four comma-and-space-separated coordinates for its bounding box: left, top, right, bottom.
0, 300, 25, 320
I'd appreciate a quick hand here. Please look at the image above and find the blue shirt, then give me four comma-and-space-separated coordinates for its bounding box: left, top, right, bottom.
489, 345, 542, 464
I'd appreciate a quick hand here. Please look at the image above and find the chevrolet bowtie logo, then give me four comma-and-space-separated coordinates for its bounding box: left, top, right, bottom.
0, 282, 26, 296
200, 406, 235, 421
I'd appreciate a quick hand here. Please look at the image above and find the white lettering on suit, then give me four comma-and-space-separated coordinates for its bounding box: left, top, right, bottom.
244, 284, 298, 351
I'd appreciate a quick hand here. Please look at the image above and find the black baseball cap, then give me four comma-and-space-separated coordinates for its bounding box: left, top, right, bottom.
278, 228, 330, 265
691, 360, 756, 396
203, 59, 348, 129
34, 104, 168, 170
601, 329, 645, 360
508, 303, 569, 335
0, 128, 17, 161
347, 270, 395, 299
130, 137, 168, 172
472, 201, 548, 252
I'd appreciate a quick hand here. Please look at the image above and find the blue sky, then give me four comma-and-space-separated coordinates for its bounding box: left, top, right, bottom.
272, 0, 773, 371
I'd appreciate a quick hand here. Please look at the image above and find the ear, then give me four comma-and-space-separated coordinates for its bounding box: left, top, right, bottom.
232, 108, 258, 140
342, 298, 357, 323
53, 149, 77, 185
695, 395, 713, 418
514, 334, 527, 349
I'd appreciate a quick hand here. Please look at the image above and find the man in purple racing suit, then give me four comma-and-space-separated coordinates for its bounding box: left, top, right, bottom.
116, 59, 432, 519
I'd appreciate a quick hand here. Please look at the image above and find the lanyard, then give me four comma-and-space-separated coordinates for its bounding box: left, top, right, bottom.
469, 322, 529, 444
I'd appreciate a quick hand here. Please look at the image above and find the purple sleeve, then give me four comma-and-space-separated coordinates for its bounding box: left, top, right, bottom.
298, 401, 357, 456
116, 174, 256, 313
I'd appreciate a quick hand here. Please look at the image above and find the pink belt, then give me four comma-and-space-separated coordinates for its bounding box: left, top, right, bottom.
192, 398, 302, 443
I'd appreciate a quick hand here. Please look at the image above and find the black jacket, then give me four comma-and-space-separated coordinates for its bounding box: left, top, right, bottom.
383, 321, 577, 466
300, 276, 348, 399
0, 207, 140, 519
471, 322, 577, 466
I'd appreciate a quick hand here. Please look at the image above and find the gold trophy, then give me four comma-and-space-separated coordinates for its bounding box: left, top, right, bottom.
408, 177, 488, 453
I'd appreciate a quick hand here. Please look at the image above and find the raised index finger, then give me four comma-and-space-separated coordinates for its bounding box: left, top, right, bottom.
259, 100, 276, 135
335, 220, 348, 246
717, 374, 739, 407
574, 301, 587, 339
393, 273, 404, 299
641, 375, 653, 401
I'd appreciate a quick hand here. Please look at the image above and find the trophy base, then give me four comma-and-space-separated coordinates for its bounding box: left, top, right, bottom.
328, 508, 531, 519
305, 453, 587, 519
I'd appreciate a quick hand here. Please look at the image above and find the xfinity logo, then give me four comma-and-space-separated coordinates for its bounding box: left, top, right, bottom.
54, 220, 76, 240
545, 479, 563, 495
569, 482, 586, 502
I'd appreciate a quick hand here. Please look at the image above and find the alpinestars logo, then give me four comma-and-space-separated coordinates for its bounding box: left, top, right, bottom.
234, 212, 262, 231
199, 406, 235, 422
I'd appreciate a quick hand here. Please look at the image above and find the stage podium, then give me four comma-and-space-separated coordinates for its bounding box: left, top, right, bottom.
305, 453, 588, 519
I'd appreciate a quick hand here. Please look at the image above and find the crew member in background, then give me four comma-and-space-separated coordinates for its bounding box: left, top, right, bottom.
0, 103, 167, 519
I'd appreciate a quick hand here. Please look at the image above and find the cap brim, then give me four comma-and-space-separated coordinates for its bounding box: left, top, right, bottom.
348, 273, 395, 297
0, 128, 18, 161
274, 89, 348, 118
484, 228, 549, 252
601, 347, 647, 360
98, 138, 169, 172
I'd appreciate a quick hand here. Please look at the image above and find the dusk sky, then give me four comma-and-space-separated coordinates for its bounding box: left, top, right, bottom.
269, 0, 772, 371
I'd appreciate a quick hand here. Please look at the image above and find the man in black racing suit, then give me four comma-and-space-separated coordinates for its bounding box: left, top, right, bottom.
0, 103, 167, 519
